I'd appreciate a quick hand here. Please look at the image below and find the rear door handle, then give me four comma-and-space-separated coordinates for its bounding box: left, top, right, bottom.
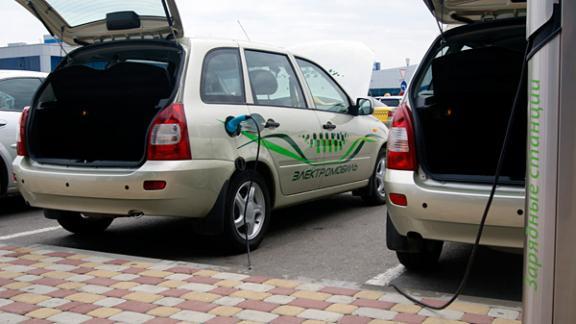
323, 122, 337, 130
265, 119, 281, 129
0, 120, 6, 127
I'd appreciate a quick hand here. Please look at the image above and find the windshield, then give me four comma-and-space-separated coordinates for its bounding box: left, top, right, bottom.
45, 0, 167, 27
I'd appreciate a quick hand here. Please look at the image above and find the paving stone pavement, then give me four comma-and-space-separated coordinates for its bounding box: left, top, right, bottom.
0, 244, 522, 323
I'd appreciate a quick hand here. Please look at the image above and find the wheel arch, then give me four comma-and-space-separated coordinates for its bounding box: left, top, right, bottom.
245, 160, 276, 208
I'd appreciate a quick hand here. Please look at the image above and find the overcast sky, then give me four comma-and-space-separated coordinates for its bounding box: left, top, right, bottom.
0, 0, 439, 69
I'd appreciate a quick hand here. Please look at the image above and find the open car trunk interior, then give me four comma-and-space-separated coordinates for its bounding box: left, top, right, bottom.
413, 21, 527, 185
28, 40, 184, 167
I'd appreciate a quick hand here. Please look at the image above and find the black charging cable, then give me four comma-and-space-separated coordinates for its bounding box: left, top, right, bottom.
391, 43, 531, 310
241, 116, 262, 271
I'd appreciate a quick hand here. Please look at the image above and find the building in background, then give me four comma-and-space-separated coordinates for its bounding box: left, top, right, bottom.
0, 35, 74, 73
369, 64, 418, 97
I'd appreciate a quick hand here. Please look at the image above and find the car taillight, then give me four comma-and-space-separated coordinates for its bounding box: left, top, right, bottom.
147, 103, 191, 161
387, 102, 416, 170
17, 106, 30, 157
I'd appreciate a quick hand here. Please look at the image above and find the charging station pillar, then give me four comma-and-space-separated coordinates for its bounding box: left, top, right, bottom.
524, 0, 575, 323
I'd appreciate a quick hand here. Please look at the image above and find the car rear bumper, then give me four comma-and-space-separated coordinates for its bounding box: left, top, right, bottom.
13, 157, 235, 218
385, 170, 525, 249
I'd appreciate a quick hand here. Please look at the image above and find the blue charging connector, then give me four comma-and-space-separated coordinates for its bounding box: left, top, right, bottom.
225, 115, 250, 137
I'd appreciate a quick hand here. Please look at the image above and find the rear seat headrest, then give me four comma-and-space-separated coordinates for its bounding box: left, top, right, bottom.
106, 62, 172, 99
49, 65, 102, 99
249, 70, 278, 96
49, 62, 173, 102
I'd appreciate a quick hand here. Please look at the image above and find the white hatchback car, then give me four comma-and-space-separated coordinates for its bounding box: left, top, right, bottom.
0, 70, 46, 197
385, 0, 527, 269
13, 0, 388, 251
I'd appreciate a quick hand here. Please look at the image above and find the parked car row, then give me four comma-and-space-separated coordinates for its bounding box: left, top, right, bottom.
4, 0, 527, 267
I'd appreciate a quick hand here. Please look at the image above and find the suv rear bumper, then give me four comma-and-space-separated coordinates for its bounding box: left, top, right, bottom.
13, 157, 235, 218
385, 170, 525, 249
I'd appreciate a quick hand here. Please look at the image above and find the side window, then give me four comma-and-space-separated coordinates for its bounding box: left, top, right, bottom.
244, 50, 306, 109
296, 59, 350, 114
201, 48, 245, 104
0, 78, 43, 112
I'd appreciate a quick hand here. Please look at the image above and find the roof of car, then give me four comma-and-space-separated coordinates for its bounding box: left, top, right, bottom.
188, 38, 308, 60
0, 70, 48, 79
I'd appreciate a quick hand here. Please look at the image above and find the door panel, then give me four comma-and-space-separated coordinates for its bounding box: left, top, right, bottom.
314, 111, 378, 188
296, 58, 379, 188
243, 50, 323, 195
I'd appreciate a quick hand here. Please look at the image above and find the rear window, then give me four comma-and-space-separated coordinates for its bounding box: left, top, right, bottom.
45, 0, 167, 27
0, 78, 43, 112
201, 48, 245, 105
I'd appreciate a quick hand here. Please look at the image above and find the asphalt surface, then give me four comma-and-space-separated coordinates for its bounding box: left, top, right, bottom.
0, 194, 523, 302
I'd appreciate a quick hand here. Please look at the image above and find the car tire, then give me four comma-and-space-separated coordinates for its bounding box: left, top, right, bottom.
0, 159, 7, 196
46, 210, 113, 235
223, 170, 271, 253
396, 240, 443, 271
361, 148, 387, 205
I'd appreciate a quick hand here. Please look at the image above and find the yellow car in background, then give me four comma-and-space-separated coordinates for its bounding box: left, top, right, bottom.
370, 97, 396, 127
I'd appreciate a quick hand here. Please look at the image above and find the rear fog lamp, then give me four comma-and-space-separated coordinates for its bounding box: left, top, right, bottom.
144, 181, 167, 191
389, 193, 408, 206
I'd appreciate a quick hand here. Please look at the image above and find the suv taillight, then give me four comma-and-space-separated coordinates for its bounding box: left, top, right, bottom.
147, 103, 191, 161
17, 106, 30, 157
387, 102, 416, 171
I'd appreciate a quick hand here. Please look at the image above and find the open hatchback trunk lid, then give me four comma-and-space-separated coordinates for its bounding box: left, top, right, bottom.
423, 0, 526, 24
15, 0, 184, 45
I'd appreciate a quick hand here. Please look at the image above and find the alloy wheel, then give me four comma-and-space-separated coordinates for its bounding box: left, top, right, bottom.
233, 181, 266, 241
375, 155, 387, 198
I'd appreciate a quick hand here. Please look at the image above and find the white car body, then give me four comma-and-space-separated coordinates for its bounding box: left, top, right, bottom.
0, 70, 46, 196
12, 0, 387, 249
385, 0, 527, 269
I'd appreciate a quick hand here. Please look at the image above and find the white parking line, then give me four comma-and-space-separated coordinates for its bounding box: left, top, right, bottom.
365, 264, 406, 287
0, 226, 62, 241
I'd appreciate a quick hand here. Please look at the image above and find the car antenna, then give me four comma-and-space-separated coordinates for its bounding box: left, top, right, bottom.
237, 20, 252, 41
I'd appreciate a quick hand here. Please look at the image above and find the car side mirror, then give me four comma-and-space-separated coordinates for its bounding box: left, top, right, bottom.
352, 98, 374, 116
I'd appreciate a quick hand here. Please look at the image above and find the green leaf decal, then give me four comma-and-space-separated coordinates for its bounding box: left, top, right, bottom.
237, 131, 381, 166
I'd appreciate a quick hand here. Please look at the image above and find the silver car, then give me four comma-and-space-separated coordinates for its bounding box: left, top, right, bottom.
0, 70, 46, 197
385, 0, 527, 270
